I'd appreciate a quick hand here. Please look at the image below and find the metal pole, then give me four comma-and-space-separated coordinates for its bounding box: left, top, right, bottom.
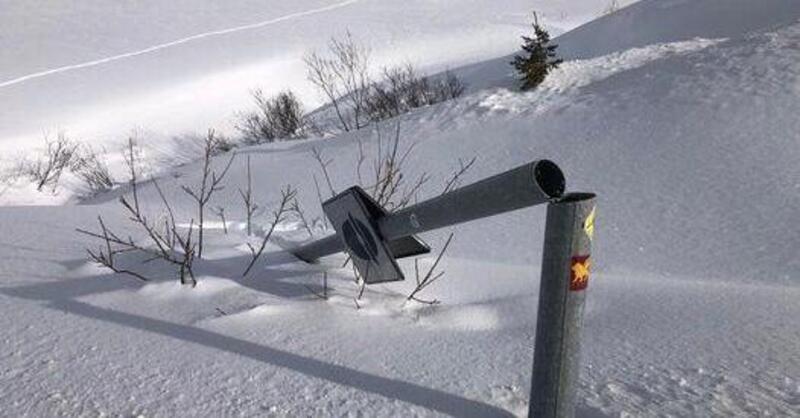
293, 160, 565, 262
379, 159, 564, 241
529, 193, 596, 418
292, 234, 341, 262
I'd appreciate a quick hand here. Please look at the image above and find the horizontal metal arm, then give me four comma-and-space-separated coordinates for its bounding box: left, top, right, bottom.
292, 235, 341, 262
378, 160, 564, 241
292, 159, 565, 262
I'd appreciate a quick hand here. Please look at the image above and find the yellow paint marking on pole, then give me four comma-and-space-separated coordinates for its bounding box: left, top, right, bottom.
583, 206, 596, 241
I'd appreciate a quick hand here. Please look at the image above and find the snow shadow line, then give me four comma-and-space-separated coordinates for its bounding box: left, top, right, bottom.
1, 276, 514, 417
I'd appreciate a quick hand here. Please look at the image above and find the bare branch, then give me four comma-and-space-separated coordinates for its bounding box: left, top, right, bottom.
238, 155, 259, 236
406, 233, 454, 304
304, 32, 372, 132
365, 64, 467, 123
152, 179, 177, 248
442, 156, 477, 195
311, 175, 329, 230
242, 185, 297, 277
73, 144, 114, 195
311, 147, 336, 197
78, 142, 198, 286
237, 89, 307, 144
359, 122, 429, 210
22, 132, 80, 193
289, 198, 314, 238
123, 137, 142, 214
212, 206, 228, 234
181, 129, 236, 258
81, 215, 152, 282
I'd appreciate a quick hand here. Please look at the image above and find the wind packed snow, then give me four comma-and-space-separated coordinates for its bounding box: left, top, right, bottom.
1, 0, 799, 417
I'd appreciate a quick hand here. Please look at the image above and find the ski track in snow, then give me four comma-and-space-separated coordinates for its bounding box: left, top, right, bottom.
0, 0, 360, 89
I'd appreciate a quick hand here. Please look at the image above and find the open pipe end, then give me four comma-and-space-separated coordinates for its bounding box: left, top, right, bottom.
534, 160, 566, 198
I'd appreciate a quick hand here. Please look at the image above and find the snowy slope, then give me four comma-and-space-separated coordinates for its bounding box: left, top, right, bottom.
1, 0, 799, 417
0, 0, 626, 155
556, 0, 800, 59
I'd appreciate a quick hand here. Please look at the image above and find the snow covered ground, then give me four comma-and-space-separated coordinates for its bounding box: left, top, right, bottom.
1, 0, 799, 416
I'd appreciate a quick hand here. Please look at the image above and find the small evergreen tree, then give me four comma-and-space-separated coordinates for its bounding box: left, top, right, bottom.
512, 13, 563, 91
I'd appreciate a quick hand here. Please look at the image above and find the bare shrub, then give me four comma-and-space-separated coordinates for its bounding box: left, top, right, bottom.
76, 135, 298, 286
23, 133, 80, 192
180, 129, 235, 259
366, 123, 430, 210
310, 122, 475, 212
304, 31, 372, 132
365, 65, 466, 123
438, 70, 467, 101
237, 90, 307, 144
77, 138, 198, 286
309, 124, 429, 232
303, 32, 465, 130
364, 65, 416, 122
73, 145, 114, 195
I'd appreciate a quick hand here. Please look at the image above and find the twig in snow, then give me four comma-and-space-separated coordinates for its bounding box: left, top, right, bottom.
241, 185, 296, 277
305, 272, 329, 300
289, 198, 315, 238
180, 129, 235, 259
311, 146, 336, 198
77, 140, 198, 286
406, 233, 454, 305
212, 206, 228, 234
238, 155, 259, 237
442, 157, 477, 195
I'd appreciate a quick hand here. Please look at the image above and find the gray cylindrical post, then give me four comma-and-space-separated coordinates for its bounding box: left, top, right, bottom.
529, 193, 596, 418
379, 160, 564, 241
293, 234, 341, 262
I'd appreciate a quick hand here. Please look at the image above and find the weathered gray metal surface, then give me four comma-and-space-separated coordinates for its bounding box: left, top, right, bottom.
529, 193, 596, 418
322, 187, 406, 284
292, 234, 341, 263
292, 229, 431, 263
293, 160, 565, 262
379, 160, 564, 241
